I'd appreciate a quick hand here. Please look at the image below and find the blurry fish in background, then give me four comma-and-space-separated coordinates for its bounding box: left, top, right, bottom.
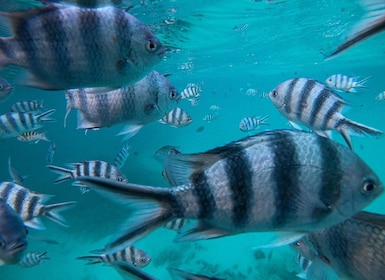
77, 245, 151, 267
180, 83, 202, 106
46, 142, 56, 165
294, 253, 338, 280
64, 71, 179, 140
232, 23, 249, 31
0, 198, 28, 265
209, 105, 221, 111
0, 4, 165, 90
0, 182, 76, 230
9, 100, 44, 113
0, 109, 56, 139
154, 145, 181, 186
239, 115, 269, 132
327, 0, 385, 58
202, 113, 217, 122
168, 267, 225, 280
164, 218, 188, 233
269, 78, 382, 150
0, 76, 14, 103
17, 131, 50, 144
375, 90, 385, 101
245, 88, 258, 96
159, 107, 193, 128
114, 143, 130, 169
19, 252, 49, 268
325, 74, 371, 93
8, 157, 27, 185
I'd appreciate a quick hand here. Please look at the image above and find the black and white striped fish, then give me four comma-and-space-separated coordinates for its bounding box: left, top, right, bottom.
154, 145, 182, 187
114, 143, 130, 169
202, 114, 217, 122
76, 130, 383, 251
239, 115, 269, 132
9, 101, 44, 113
269, 78, 382, 150
17, 131, 50, 143
0, 182, 76, 230
164, 218, 188, 233
0, 4, 165, 90
180, 83, 201, 100
159, 107, 193, 128
77, 246, 151, 268
19, 252, 49, 268
0, 109, 56, 139
325, 74, 371, 93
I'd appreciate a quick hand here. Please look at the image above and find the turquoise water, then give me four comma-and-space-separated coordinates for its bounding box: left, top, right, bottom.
1, 0, 385, 279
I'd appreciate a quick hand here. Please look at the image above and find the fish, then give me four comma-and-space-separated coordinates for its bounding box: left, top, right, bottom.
77, 245, 151, 267
239, 115, 269, 132
114, 143, 130, 169
64, 71, 179, 140
269, 78, 382, 150
232, 23, 249, 31
8, 157, 26, 185
19, 252, 49, 268
291, 211, 385, 280
375, 90, 385, 101
154, 145, 182, 186
168, 267, 225, 280
0, 4, 165, 90
159, 107, 193, 128
46, 142, 56, 164
112, 261, 158, 280
325, 74, 371, 93
0, 76, 14, 103
294, 253, 338, 280
164, 218, 188, 233
202, 114, 217, 122
17, 131, 50, 143
9, 100, 44, 113
0, 109, 56, 139
76, 129, 383, 251
0, 182, 76, 230
0, 198, 28, 265
181, 83, 201, 106
327, 0, 385, 58
209, 105, 221, 111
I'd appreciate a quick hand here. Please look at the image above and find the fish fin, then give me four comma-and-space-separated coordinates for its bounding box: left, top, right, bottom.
175, 221, 233, 242
82, 87, 118, 94
117, 124, 143, 141
314, 130, 332, 139
36, 109, 56, 123
355, 75, 372, 88
76, 111, 100, 130
24, 218, 46, 230
43, 201, 77, 227
353, 211, 385, 227
288, 120, 304, 130
46, 165, 74, 183
305, 259, 340, 280
64, 90, 75, 127
253, 232, 306, 249
76, 255, 103, 265
112, 261, 158, 280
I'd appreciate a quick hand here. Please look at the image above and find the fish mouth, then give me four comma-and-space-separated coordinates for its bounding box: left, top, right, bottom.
9, 241, 28, 254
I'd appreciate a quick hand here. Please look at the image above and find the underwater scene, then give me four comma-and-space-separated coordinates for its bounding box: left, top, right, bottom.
0, 0, 385, 279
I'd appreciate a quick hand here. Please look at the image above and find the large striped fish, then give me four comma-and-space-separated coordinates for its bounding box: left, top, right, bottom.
0, 4, 165, 90
269, 78, 382, 149
76, 130, 383, 251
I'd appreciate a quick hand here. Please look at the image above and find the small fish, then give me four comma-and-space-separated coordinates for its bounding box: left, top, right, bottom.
17, 131, 50, 143
114, 143, 130, 169
325, 74, 371, 93
0, 76, 13, 103
164, 218, 188, 233
245, 88, 258, 96
154, 145, 182, 186
202, 114, 217, 122
0, 4, 165, 90
46, 142, 56, 164
209, 105, 221, 111
181, 83, 201, 106
0, 109, 56, 139
239, 115, 269, 132
0, 198, 28, 265
168, 267, 225, 280
159, 107, 193, 128
269, 78, 382, 150
8, 157, 26, 185
19, 252, 49, 268
77, 246, 151, 267
375, 91, 385, 101
0, 182, 76, 230
76, 130, 382, 251
9, 100, 44, 113
232, 23, 249, 31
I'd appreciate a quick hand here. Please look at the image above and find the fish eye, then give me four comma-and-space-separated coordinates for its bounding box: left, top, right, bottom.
140, 257, 148, 263
169, 90, 178, 100
361, 179, 377, 193
271, 90, 278, 97
146, 39, 158, 52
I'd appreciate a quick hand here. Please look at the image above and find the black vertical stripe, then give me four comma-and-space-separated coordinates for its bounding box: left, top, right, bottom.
83, 162, 90, 176
129, 247, 135, 264
6, 113, 20, 133
19, 112, 28, 130
26, 196, 40, 221
284, 78, 299, 114
74, 164, 81, 177
105, 162, 112, 179
190, 171, 216, 219
27, 113, 35, 128
309, 88, 330, 127
321, 101, 341, 129
297, 79, 316, 120
113, 8, 131, 66
270, 131, 300, 227
14, 189, 27, 215
0, 115, 10, 134
94, 161, 102, 177
0, 182, 13, 201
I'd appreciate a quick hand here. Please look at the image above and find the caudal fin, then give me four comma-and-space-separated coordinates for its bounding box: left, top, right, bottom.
76, 255, 103, 265
36, 109, 56, 123
43, 201, 77, 227
46, 165, 74, 183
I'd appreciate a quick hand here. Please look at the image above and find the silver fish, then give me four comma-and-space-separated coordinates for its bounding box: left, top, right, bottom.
325, 74, 371, 93
180, 83, 201, 100
77, 130, 383, 251
0, 198, 27, 265
164, 218, 188, 233
46, 142, 56, 165
8, 157, 26, 185
0, 76, 13, 103
375, 90, 385, 101
77, 245, 151, 267
0, 109, 56, 139
168, 267, 225, 280
17, 131, 50, 143
0, 182, 76, 230
9, 100, 44, 113
159, 107, 193, 128
269, 78, 382, 149
114, 143, 130, 169
239, 115, 269, 132
64, 71, 179, 139
0, 4, 165, 90
202, 114, 217, 122
19, 252, 49, 268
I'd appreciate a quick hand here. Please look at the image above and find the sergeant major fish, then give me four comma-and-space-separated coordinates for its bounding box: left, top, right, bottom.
17, 131, 50, 143
239, 115, 269, 132
269, 78, 382, 150
325, 74, 371, 93
10, 100, 44, 113
0, 4, 165, 90
77, 130, 383, 251
159, 107, 193, 128
19, 252, 49, 268
114, 143, 130, 169
0, 76, 13, 103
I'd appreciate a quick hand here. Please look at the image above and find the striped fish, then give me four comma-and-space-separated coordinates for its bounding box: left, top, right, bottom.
154, 145, 182, 186
325, 74, 371, 93
114, 143, 130, 169
76, 130, 383, 250
180, 83, 201, 100
0, 109, 56, 139
77, 246, 151, 268
19, 252, 49, 268
375, 90, 385, 101
0, 182, 76, 230
17, 131, 50, 143
159, 107, 193, 128
0, 4, 165, 90
269, 78, 382, 150
164, 218, 188, 233
10, 101, 44, 113
202, 114, 217, 122
239, 115, 269, 132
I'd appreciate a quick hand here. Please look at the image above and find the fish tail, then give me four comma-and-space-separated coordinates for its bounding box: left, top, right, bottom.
43, 201, 77, 227
76, 255, 104, 265
36, 109, 56, 123
64, 90, 75, 127
75, 177, 175, 250
356, 76, 372, 88
46, 165, 74, 183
